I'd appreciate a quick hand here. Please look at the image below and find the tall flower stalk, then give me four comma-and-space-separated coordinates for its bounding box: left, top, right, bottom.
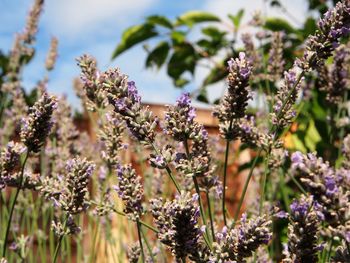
2, 93, 57, 257
213, 52, 252, 225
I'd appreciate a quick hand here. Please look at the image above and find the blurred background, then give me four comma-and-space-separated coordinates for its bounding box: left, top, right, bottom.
1, 0, 312, 109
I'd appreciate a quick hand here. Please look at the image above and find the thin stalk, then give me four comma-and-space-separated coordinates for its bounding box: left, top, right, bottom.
206, 191, 215, 242
259, 152, 270, 215
89, 221, 99, 263
233, 148, 262, 224
233, 70, 305, 225
136, 219, 145, 263
326, 238, 334, 263
111, 208, 158, 233
193, 175, 211, 247
279, 169, 291, 213
2, 151, 29, 258
183, 139, 211, 246
151, 143, 181, 193
222, 120, 232, 225
141, 228, 156, 262
290, 175, 307, 195
53, 215, 69, 263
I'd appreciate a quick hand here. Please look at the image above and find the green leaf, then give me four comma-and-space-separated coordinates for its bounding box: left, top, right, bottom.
171, 31, 186, 45
264, 17, 295, 34
202, 63, 227, 86
291, 134, 307, 152
146, 15, 173, 29
145, 41, 170, 69
112, 24, 158, 58
304, 120, 321, 151
228, 9, 244, 28
176, 11, 220, 26
174, 78, 190, 87
167, 43, 196, 82
196, 89, 209, 103
202, 26, 226, 41
300, 17, 317, 39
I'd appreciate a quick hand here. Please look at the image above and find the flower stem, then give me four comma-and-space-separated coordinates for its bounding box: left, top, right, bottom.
141, 227, 155, 262
183, 139, 211, 247
151, 143, 181, 193
2, 151, 29, 258
259, 150, 271, 215
222, 134, 231, 226
53, 215, 69, 263
206, 191, 215, 242
136, 219, 145, 263
233, 70, 305, 225
111, 208, 158, 233
233, 148, 262, 224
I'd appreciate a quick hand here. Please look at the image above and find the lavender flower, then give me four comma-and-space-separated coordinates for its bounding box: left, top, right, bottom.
333, 241, 350, 262
283, 195, 323, 263
76, 54, 106, 109
241, 33, 261, 73
114, 164, 144, 219
150, 193, 202, 261
291, 151, 347, 226
302, 0, 350, 70
98, 68, 158, 144
271, 66, 302, 128
214, 52, 252, 127
61, 158, 94, 214
343, 134, 350, 169
45, 37, 58, 71
164, 93, 196, 141
40, 158, 95, 216
127, 243, 141, 263
327, 44, 350, 104
0, 142, 26, 189
268, 32, 285, 81
99, 112, 126, 167
212, 214, 272, 262
20, 92, 57, 153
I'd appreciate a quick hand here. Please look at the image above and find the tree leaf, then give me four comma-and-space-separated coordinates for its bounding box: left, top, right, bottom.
171, 31, 186, 45
146, 15, 173, 29
228, 9, 244, 28
202, 63, 227, 87
112, 24, 158, 58
176, 11, 220, 26
167, 43, 197, 82
202, 26, 226, 41
264, 17, 295, 34
174, 78, 190, 87
196, 89, 209, 103
145, 41, 170, 69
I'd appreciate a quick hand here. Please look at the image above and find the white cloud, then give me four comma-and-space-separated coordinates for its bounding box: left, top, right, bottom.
203, 0, 308, 27
43, 0, 157, 38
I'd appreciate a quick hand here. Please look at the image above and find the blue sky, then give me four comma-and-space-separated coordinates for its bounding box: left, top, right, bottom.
0, 0, 309, 109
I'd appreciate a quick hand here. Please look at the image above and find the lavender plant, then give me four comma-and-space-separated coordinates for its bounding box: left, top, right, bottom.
1, 0, 350, 262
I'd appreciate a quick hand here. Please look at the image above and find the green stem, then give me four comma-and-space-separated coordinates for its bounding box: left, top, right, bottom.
326, 238, 334, 263
290, 175, 307, 195
233, 148, 262, 224
151, 143, 181, 193
206, 191, 215, 242
136, 219, 145, 263
222, 135, 231, 225
259, 154, 270, 215
111, 208, 158, 233
141, 227, 155, 262
2, 151, 29, 258
183, 139, 211, 247
53, 215, 69, 263
233, 70, 305, 225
